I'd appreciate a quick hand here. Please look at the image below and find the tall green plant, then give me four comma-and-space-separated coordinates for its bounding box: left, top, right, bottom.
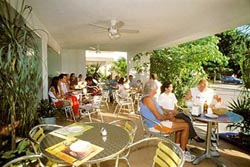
86, 63, 102, 81
0, 0, 41, 150
228, 92, 250, 134
110, 57, 127, 77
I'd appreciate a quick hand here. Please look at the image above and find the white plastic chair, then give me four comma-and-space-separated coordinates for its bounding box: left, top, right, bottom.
79, 95, 104, 122
101, 89, 110, 111
113, 91, 135, 115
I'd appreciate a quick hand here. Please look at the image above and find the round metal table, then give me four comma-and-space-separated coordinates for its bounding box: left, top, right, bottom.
40, 122, 130, 166
192, 111, 243, 165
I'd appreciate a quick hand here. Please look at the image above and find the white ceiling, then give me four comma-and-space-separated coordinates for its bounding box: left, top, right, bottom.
25, 0, 250, 54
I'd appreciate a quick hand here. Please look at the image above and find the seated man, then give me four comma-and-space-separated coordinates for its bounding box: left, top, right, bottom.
185, 78, 222, 108
85, 76, 101, 95
140, 80, 196, 162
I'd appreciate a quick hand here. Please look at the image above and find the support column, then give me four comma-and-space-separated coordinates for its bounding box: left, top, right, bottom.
41, 34, 48, 99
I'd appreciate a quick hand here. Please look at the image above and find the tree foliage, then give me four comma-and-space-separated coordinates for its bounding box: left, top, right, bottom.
150, 36, 227, 103
216, 29, 249, 76
110, 57, 127, 77
86, 63, 102, 81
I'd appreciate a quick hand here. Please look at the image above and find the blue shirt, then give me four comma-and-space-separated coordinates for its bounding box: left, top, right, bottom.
139, 94, 163, 128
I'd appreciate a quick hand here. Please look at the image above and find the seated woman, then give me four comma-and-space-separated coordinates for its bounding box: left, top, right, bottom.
158, 81, 205, 143
49, 76, 79, 117
69, 73, 78, 90
48, 76, 66, 106
140, 80, 195, 162
117, 77, 129, 98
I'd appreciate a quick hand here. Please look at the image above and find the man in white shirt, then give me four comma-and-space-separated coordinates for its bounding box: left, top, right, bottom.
185, 79, 222, 107
59, 73, 69, 95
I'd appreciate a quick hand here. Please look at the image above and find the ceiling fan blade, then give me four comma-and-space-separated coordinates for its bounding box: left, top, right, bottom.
120, 29, 139, 33
115, 21, 124, 28
89, 46, 96, 50
88, 23, 108, 29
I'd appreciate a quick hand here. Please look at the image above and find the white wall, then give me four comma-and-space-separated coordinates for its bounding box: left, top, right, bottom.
48, 47, 62, 77
61, 49, 86, 77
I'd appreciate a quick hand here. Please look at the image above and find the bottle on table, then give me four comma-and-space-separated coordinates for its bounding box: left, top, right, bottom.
203, 100, 208, 114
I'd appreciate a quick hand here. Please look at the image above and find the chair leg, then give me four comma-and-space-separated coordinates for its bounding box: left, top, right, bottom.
114, 104, 119, 114
70, 109, 76, 122
106, 101, 110, 111
96, 109, 104, 122
84, 109, 92, 122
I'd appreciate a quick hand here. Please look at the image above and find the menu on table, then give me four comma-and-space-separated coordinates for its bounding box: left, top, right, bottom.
45, 137, 104, 166
49, 122, 93, 139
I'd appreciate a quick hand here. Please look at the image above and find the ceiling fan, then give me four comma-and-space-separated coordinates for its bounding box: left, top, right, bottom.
89, 45, 101, 54
89, 19, 139, 39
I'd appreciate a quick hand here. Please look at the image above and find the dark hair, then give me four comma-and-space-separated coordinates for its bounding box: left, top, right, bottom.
59, 73, 65, 79
150, 73, 158, 80
50, 76, 59, 94
118, 77, 125, 84
70, 73, 76, 78
161, 81, 172, 93
85, 76, 93, 82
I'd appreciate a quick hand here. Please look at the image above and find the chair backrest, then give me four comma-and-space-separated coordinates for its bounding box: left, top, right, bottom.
109, 119, 137, 160
28, 124, 62, 154
3, 154, 43, 167
128, 137, 184, 167
109, 119, 137, 143
138, 110, 169, 137
153, 141, 182, 167
102, 89, 109, 99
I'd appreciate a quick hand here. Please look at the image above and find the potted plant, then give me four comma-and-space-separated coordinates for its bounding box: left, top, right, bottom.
227, 92, 250, 135
37, 99, 56, 125
225, 91, 250, 152
0, 0, 41, 151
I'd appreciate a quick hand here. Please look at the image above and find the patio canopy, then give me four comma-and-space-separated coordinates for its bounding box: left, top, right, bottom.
25, 0, 250, 54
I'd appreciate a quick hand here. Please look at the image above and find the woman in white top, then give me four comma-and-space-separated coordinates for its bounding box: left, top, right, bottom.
158, 81, 204, 142
117, 77, 129, 98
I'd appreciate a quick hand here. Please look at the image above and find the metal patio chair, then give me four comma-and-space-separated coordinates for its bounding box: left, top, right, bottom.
127, 137, 185, 167
3, 154, 43, 167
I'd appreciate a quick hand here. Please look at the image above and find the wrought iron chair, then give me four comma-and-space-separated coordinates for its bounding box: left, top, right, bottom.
3, 154, 43, 167
107, 119, 138, 167
127, 137, 185, 167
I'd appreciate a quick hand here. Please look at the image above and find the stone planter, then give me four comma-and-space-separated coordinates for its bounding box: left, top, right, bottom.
39, 117, 56, 124
39, 117, 56, 130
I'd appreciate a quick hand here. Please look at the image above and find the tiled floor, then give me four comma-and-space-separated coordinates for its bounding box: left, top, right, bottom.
57, 106, 250, 167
